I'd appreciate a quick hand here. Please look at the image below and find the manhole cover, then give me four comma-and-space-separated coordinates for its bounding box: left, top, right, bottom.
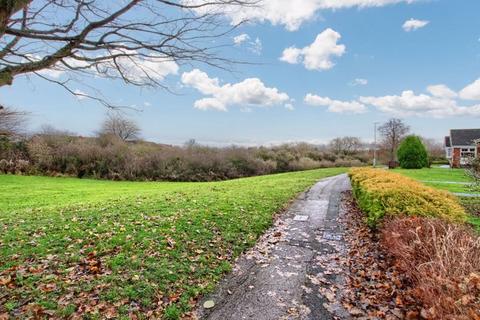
323, 232, 342, 241
293, 215, 309, 221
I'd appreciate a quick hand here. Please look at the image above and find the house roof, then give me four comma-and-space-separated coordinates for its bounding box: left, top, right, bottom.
450, 129, 480, 146
445, 136, 451, 147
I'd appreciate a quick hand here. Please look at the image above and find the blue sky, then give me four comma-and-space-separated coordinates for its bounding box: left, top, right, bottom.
2, 0, 480, 145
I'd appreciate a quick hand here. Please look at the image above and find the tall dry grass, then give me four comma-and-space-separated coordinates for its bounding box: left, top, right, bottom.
382, 217, 480, 319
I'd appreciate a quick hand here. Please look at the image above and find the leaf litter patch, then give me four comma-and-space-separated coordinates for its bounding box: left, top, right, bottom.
340, 191, 423, 319
303, 191, 424, 319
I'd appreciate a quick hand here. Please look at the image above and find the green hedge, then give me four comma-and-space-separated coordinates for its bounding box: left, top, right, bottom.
349, 168, 467, 227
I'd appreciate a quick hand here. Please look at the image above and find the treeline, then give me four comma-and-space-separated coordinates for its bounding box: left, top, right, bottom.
0, 133, 369, 181
0, 111, 447, 181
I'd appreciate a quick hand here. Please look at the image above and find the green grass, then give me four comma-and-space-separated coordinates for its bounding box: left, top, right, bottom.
393, 167, 480, 230
0, 168, 347, 319
393, 167, 477, 194
469, 216, 480, 230
461, 197, 480, 229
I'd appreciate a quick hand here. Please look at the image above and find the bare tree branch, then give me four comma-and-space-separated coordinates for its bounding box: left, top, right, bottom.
0, 0, 258, 105
99, 112, 141, 141
378, 118, 410, 162
0, 105, 28, 136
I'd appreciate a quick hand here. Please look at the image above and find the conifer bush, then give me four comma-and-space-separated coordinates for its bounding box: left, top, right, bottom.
397, 135, 428, 169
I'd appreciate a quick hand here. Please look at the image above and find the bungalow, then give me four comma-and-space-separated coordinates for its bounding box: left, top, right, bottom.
445, 129, 480, 168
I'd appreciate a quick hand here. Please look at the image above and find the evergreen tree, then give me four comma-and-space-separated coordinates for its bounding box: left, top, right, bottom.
397, 135, 429, 169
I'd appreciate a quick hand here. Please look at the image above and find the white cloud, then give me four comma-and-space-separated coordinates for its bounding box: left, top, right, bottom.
35, 51, 178, 83
73, 89, 88, 100
305, 94, 367, 114
360, 91, 446, 116
234, 34, 262, 55
181, 69, 290, 111
285, 103, 295, 111
360, 89, 480, 118
181, 68, 219, 95
249, 37, 263, 55
194, 98, 228, 111
101, 52, 179, 83
233, 33, 250, 45
402, 18, 429, 32
350, 78, 368, 86
185, 0, 421, 31
426, 84, 457, 99
280, 47, 302, 64
303, 79, 480, 118
39, 68, 66, 79
280, 29, 346, 71
459, 78, 480, 100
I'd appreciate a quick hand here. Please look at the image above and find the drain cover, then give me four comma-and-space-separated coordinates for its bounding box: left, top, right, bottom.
293, 215, 309, 221
323, 232, 342, 241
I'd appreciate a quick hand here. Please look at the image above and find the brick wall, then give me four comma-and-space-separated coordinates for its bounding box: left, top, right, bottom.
452, 147, 461, 168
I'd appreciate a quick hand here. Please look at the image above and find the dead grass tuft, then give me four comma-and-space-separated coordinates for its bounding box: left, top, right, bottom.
382, 217, 480, 319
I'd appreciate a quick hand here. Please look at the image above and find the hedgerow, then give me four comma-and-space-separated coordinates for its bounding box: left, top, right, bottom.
0, 134, 369, 182
349, 168, 467, 227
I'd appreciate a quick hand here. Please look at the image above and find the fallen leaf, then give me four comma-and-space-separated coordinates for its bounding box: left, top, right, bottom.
406, 310, 419, 319
349, 307, 364, 316
0, 276, 12, 286
40, 283, 57, 293
166, 237, 176, 249
324, 291, 335, 302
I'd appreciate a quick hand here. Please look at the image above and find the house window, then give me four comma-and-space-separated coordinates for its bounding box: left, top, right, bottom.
461, 148, 476, 159
446, 148, 452, 158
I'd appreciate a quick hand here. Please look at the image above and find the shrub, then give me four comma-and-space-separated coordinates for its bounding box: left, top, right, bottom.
334, 158, 363, 168
460, 197, 480, 217
430, 158, 449, 165
467, 158, 480, 192
0, 158, 10, 173
15, 159, 30, 173
382, 217, 480, 319
2, 133, 370, 182
349, 168, 466, 227
397, 135, 428, 169
289, 157, 321, 171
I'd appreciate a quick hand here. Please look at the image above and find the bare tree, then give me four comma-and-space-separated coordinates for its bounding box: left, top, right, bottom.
38, 124, 75, 136
421, 137, 444, 160
378, 118, 410, 162
184, 138, 197, 148
342, 136, 363, 155
329, 136, 363, 155
100, 113, 140, 141
329, 138, 344, 155
0, 105, 27, 135
0, 0, 256, 106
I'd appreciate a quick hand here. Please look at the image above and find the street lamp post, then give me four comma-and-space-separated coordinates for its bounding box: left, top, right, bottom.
373, 122, 379, 167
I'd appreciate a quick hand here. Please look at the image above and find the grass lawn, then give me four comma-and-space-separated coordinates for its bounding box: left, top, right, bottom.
393, 167, 480, 230
392, 167, 475, 192
0, 168, 347, 319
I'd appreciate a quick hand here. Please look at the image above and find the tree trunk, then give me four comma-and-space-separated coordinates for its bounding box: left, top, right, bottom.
0, 0, 31, 36
0, 70, 13, 86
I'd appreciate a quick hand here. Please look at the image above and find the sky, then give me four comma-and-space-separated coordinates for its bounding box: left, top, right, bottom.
2, 0, 480, 146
